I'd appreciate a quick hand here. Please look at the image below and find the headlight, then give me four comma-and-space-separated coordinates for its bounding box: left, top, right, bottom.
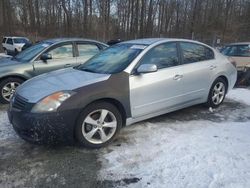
31, 91, 74, 113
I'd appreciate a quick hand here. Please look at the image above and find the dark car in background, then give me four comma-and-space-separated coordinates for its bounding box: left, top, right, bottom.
0, 38, 108, 103
107, 39, 123, 46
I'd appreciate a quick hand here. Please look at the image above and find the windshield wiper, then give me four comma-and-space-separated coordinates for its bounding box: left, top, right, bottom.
11, 56, 17, 60
77, 67, 97, 73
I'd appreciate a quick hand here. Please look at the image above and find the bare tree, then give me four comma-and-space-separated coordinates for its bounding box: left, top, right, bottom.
0, 0, 249, 45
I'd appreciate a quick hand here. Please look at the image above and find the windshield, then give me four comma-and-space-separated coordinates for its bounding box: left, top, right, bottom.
77, 43, 146, 74
221, 45, 250, 57
13, 42, 52, 62
13, 38, 28, 44
220, 46, 235, 56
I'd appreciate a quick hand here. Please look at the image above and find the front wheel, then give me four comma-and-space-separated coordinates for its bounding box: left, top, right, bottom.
14, 49, 18, 55
0, 78, 24, 104
206, 78, 227, 108
75, 102, 122, 148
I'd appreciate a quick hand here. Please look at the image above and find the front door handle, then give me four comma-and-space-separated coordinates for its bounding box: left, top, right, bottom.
209, 65, 217, 70
64, 64, 72, 68
173, 74, 183, 80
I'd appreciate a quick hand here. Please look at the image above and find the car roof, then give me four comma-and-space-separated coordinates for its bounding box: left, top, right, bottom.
121, 38, 210, 46
4, 36, 28, 39
42, 38, 108, 46
122, 38, 167, 45
226, 42, 250, 46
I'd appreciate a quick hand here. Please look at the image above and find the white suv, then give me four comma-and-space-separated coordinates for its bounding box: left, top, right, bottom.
2, 37, 30, 55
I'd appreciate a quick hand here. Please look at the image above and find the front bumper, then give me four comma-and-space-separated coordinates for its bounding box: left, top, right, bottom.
8, 108, 80, 145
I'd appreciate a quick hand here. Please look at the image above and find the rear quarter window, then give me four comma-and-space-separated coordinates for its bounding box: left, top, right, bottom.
180, 42, 214, 64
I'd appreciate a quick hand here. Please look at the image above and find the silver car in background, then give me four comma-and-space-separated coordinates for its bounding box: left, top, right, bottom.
0, 38, 108, 103
8, 38, 237, 148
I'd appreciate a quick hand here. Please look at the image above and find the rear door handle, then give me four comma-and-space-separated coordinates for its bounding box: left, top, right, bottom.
209, 65, 217, 70
173, 74, 183, 80
64, 64, 72, 68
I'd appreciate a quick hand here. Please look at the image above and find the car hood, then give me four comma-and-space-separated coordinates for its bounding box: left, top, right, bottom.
16, 68, 111, 103
0, 57, 21, 67
15, 43, 26, 48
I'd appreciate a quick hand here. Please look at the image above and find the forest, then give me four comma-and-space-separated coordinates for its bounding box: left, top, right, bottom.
0, 0, 250, 45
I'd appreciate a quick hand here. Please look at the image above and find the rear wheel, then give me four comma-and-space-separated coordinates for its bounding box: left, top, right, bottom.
14, 49, 18, 55
3, 48, 8, 55
75, 102, 122, 148
206, 78, 227, 108
0, 78, 24, 104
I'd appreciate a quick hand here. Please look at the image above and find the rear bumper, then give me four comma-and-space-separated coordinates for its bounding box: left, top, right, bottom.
8, 108, 80, 145
228, 67, 237, 90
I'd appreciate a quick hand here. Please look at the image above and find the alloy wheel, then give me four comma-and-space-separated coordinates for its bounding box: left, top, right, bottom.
82, 109, 117, 144
212, 82, 225, 105
1, 82, 20, 101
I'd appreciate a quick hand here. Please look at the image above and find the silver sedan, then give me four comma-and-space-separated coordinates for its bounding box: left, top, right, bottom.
9, 38, 237, 148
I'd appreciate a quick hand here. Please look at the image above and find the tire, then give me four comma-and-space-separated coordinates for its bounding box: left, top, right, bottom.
0, 77, 24, 104
206, 77, 227, 108
3, 48, 8, 55
75, 101, 122, 148
15, 49, 18, 55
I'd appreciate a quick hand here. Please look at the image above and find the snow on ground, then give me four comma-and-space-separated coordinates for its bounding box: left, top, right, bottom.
0, 109, 17, 141
227, 88, 250, 106
99, 88, 250, 188
0, 53, 11, 58
0, 87, 249, 187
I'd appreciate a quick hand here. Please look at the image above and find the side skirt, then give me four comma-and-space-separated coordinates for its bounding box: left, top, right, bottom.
126, 99, 205, 126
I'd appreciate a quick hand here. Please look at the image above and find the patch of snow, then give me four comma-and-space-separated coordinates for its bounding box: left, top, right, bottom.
0, 110, 17, 141
99, 121, 250, 188
99, 88, 250, 187
226, 88, 250, 106
0, 53, 11, 58
209, 107, 214, 112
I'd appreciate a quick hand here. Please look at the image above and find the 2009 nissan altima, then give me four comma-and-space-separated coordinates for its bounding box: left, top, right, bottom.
8, 38, 237, 148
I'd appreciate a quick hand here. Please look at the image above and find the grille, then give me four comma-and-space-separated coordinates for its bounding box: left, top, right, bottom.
12, 94, 28, 110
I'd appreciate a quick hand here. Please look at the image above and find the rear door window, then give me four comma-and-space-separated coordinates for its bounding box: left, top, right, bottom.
48, 44, 73, 59
77, 43, 100, 57
6, 38, 13, 45
180, 42, 214, 64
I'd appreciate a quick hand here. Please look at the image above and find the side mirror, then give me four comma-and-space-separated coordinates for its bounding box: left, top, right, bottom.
137, 64, 158, 74
40, 53, 52, 62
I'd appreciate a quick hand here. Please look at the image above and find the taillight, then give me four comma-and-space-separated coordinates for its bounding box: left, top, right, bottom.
227, 57, 237, 67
